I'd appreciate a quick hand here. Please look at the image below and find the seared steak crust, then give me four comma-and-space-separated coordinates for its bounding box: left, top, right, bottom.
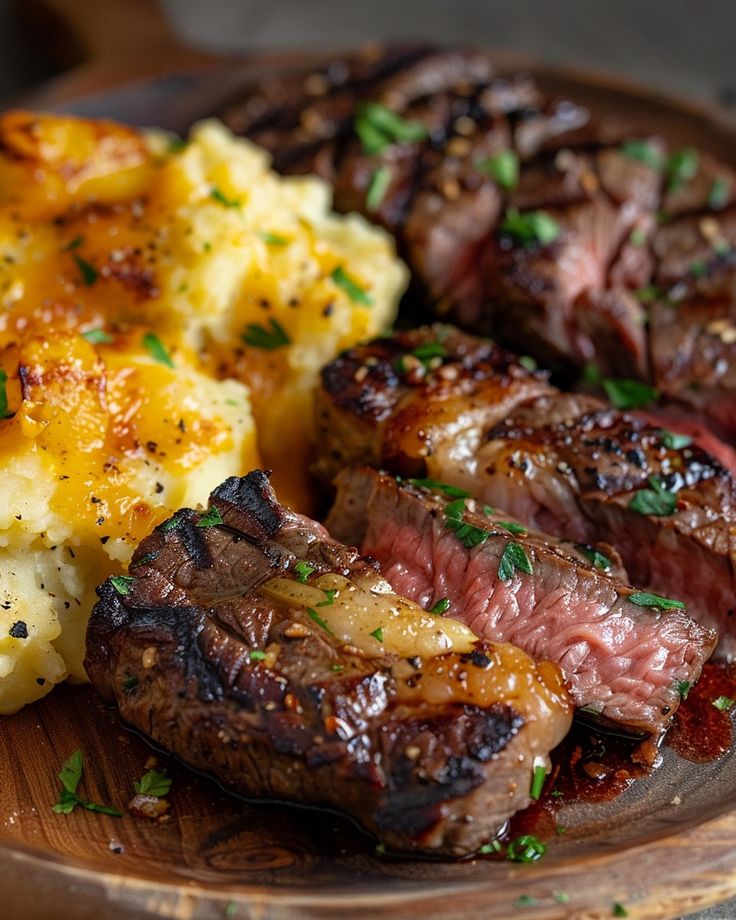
327, 467, 715, 736
223, 45, 736, 439
85, 470, 571, 856
316, 326, 736, 655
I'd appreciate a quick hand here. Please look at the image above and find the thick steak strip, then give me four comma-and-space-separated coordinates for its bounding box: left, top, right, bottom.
315, 325, 736, 656
85, 470, 571, 856
327, 467, 714, 737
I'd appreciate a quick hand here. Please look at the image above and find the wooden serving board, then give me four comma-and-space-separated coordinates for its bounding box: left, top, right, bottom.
4, 2, 736, 918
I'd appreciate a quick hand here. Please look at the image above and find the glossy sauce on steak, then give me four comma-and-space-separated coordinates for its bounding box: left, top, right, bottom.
222, 45, 736, 442
84, 470, 571, 856
315, 325, 736, 656
327, 467, 714, 738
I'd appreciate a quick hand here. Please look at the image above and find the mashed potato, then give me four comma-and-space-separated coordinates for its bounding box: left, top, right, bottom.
0, 112, 406, 712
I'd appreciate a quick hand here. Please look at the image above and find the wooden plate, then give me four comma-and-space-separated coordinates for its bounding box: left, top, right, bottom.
5, 4, 736, 918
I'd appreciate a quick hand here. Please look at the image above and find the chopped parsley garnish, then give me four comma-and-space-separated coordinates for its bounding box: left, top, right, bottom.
518, 355, 537, 372
122, 675, 139, 693
167, 135, 188, 154
0, 369, 11, 419
575, 543, 612, 571
667, 147, 699, 192
259, 231, 289, 246
330, 663, 344, 672
110, 575, 134, 596
500, 207, 561, 247
529, 764, 547, 800
628, 475, 677, 516
160, 512, 184, 532
196, 506, 224, 528
249, 650, 267, 661
629, 591, 685, 611
713, 696, 734, 711
620, 139, 663, 170
497, 521, 528, 535
612, 904, 628, 918
506, 834, 546, 863
374, 842, 387, 855
555, 825, 567, 835
52, 749, 122, 817
242, 318, 291, 350
444, 498, 492, 548
659, 429, 692, 450
411, 341, 447, 365
331, 266, 373, 305
483, 505, 494, 517
476, 150, 519, 189
515, 895, 538, 908
553, 892, 570, 904
498, 542, 533, 582
355, 102, 428, 155
62, 235, 83, 252
369, 627, 384, 643
478, 840, 503, 854
317, 589, 337, 607
690, 259, 708, 278
306, 607, 333, 635
709, 177, 730, 210
550, 789, 564, 798
294, 561, 315, 583
602, 377, 659, 410
73, 253, 98, 287
629, 227, 647, 246
429, 597, 451, 615
142, 332, 174, 368
635, 284, 663, 303
134, 767, 171, 798
366, 165, 392, 211
676, 680, 693, 700
210, 186, 241, 209
82, 328, 113, 345
409, 477, 470, 499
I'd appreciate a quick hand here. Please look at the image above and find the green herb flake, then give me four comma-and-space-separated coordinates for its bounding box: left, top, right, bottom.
225, 902, 238, 918
476, 149, 519, 190
529, 763, 546, 800
583, 361, 602, 385
110, 575, 134, 596
134, 768, 172, 798
409, 477, 470, 498
628, 475, 677, 517
62, 235, 83, 252
82, 328, 113, 345
210, 186, 241, 209
550, 789, 564, 798
294, 561, 315, 583
498, 542, 533, 582
667, 147, 699, 192
142, 332, 175, 368
497, 521, 528, 535
331, 266, 373, 306
553, 891, 570, 904
259, 231, 289, 246
444, 499, 493, 549
709, 177, 730, 209
196, 506, 224, 528
575, 543, 612, 571
478, 840, 503, 854
411, 341, 447, 365
0, 369, 11, 419
374, 842, 387, 855
713, 696, 734, 711
620, 139, 663, 170
369, 626, 384, 643
160, 513, 183, 533
514, 895, 538, 908
629, 227, 647, 246
555, 825, 566, 835
612, 904, 628, 918
676, 680, 693, 700
73, 253, 98, 287
366, 165, 392, 211
317, 589, 337, 607
690, 259, 708, 278
635, 284, 663, 303
602, 377, 659, 410
167, 135, 188, 155
500, 207, 561, 247
429, 597, 451, 615
306, 607, 333, 635
330, 663, 344, 672
249, 650, 267, 662
506, 834, 547, 863
122, 675, 139, 693
518, 355, 537, 372
629, 591, 685, 611
52, 749, 122, 817
659, 429, 693, 450
355, 102, 428, 155
242, 318, 291, 350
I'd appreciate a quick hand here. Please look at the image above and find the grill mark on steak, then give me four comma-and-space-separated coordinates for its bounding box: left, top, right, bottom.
315, 325, 736, 657
327, 467, 715, 737
222, 45, 736, 440
85, 470, 572, 856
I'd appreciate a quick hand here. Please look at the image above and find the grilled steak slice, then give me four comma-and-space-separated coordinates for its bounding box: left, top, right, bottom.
327, 467, 714, 737
223, 46, 736, 439
85, 470, 571, 856
315, 325, 736, 656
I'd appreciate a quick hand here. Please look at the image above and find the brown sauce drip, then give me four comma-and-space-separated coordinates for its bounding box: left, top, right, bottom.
666, 661, 736, 763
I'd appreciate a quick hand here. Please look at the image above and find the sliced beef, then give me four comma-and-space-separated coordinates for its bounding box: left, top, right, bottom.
327, 467, 714, 737
85, 470, 571, 856
315, 325, 736, 656
222, 45, 736, 440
